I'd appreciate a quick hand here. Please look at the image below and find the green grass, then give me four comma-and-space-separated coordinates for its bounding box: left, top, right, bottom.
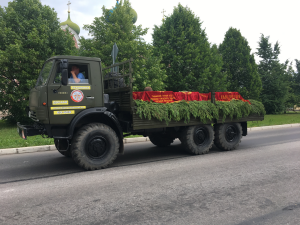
1, 113, 300, 149
0, 120, 53, 149
286, 111, 300, 114
248, 113, 300, 128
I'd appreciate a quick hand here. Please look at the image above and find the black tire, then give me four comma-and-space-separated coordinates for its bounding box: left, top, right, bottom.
214, 123, 242, 151
54, 139, 72, 158
57, 150, 72, 158
149, 134, 174, 147
71, 123, 119, 170
180, 125, 214, 155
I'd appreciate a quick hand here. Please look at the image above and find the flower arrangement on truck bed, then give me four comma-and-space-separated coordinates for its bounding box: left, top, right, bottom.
133, 91, 265, 124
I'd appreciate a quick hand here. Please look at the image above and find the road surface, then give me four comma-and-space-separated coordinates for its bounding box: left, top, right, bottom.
0, 127, 299, 224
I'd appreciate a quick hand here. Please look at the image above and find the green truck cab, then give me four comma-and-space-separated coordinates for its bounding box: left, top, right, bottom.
17, 55, 264, 170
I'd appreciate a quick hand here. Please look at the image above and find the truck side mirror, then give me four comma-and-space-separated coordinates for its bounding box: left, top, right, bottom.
60, 59, 68, 86
61, 69, 68, 86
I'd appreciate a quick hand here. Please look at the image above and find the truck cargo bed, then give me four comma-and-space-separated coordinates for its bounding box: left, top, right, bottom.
132, 112, 264, 130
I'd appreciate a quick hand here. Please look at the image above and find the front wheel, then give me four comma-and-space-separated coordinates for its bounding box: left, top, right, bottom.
214, 123, 242, 151
180, 125, 214, 155
71, 123, 119, 170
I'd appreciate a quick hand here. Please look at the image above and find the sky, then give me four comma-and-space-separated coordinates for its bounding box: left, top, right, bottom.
1, 0, 299, 67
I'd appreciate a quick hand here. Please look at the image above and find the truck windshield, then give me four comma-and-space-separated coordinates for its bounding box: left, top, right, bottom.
36, 60, 54, 87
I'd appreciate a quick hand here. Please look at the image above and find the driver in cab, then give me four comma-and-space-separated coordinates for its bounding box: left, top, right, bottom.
70, 65, 85, 83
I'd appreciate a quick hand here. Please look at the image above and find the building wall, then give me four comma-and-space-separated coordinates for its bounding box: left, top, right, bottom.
61, 25, 80, 48
0, 111, 7, 119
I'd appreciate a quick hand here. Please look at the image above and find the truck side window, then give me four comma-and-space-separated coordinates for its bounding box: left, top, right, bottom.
68, 64, 89, 84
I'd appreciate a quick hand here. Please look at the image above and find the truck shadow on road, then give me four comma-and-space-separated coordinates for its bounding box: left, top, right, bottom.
0, 140, 225, 184
113, 141, 221, 167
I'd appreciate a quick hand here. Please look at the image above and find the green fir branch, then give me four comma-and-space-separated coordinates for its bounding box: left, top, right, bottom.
134, 99, 265, 124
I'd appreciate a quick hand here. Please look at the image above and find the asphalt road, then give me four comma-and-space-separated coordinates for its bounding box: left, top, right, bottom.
0, 127, 299, 225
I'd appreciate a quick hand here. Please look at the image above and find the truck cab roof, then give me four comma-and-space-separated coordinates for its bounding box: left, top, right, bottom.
47, 55, 101, 62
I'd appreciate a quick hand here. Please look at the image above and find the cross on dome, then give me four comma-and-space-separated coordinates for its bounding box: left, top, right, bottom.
60, 0, 80, 44
67, 1, 71, 13
162, 9, 166, 22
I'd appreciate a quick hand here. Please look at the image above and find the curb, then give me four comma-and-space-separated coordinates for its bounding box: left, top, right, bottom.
247, 123, 300, 131
1, 123, 300, 156
0, 145, 57, 156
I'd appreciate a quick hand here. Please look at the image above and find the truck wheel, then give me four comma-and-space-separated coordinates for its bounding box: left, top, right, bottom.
214, 123, 242, 151
180, 125, 214, 155
54, 139, 72, 158
149, 134, 174, 147
71, 123, 119, 170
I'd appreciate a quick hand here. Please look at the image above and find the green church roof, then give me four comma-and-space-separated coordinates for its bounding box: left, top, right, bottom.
130, 8, 137, 24
60, 13, 80, 35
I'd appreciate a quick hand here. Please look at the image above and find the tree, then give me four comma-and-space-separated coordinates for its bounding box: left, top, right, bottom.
294, 59, 300, 106
256, 34, 289, 114
152, 3, 226, 92
219, 28, 262, 99
79, 0, 167, 91
0, 0, 77, 123
284, 60, 300, 110
284, 62, 299, 111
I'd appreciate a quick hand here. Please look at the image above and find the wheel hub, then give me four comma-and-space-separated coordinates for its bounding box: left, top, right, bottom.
193, 127, 207, 146
86, 137, 107, 159
225, 125, 237, 142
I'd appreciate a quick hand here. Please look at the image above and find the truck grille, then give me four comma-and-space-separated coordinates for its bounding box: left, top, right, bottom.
29, 111, 39, 122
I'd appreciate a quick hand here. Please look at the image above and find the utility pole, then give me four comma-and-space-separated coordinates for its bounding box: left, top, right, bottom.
111, 43, 119, 72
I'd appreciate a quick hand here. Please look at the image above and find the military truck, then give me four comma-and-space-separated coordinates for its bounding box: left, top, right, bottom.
17, 55, 264, 170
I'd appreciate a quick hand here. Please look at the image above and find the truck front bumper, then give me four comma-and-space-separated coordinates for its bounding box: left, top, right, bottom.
17, 122, 43, 140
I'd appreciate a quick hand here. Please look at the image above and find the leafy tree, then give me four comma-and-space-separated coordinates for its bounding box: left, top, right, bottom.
256, 34, 289, 114
284, 60, 300, 110
284, 62, 299, 110
0, 0, 77, 123
152, 3, 226, 92
80, 0, 167, 91
219, 28, 262, 99
294, 59, 300, 107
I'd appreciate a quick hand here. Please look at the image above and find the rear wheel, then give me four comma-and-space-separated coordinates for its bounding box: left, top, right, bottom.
149, 134, 174, 147
214, 123, 242, 151
180, 125, 214, 155
71, 123, 119, 170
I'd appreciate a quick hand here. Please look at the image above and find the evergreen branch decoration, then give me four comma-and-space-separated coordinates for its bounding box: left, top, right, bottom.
215, 100, 252, 122
134, 99, 265, 124
248, 99, 266, 115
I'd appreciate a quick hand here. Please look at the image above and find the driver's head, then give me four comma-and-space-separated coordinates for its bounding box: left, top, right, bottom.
144, 87, 153, 91
71, 65, 80, 75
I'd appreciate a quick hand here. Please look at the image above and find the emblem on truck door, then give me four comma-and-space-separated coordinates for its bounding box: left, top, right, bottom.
70, 90, 84, 103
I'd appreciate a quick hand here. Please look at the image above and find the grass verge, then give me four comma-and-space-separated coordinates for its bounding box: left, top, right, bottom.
0, 120, 53, 149
247, 113, 300, 128
1, 113, 300, 149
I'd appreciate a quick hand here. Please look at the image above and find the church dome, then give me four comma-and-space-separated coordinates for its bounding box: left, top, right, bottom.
60, 13, 80, 35
106, 0, 137, 24
130, 8, 137, 24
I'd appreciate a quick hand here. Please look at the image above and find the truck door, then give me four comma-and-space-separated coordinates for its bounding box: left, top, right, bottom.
48, 60, 96, 125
